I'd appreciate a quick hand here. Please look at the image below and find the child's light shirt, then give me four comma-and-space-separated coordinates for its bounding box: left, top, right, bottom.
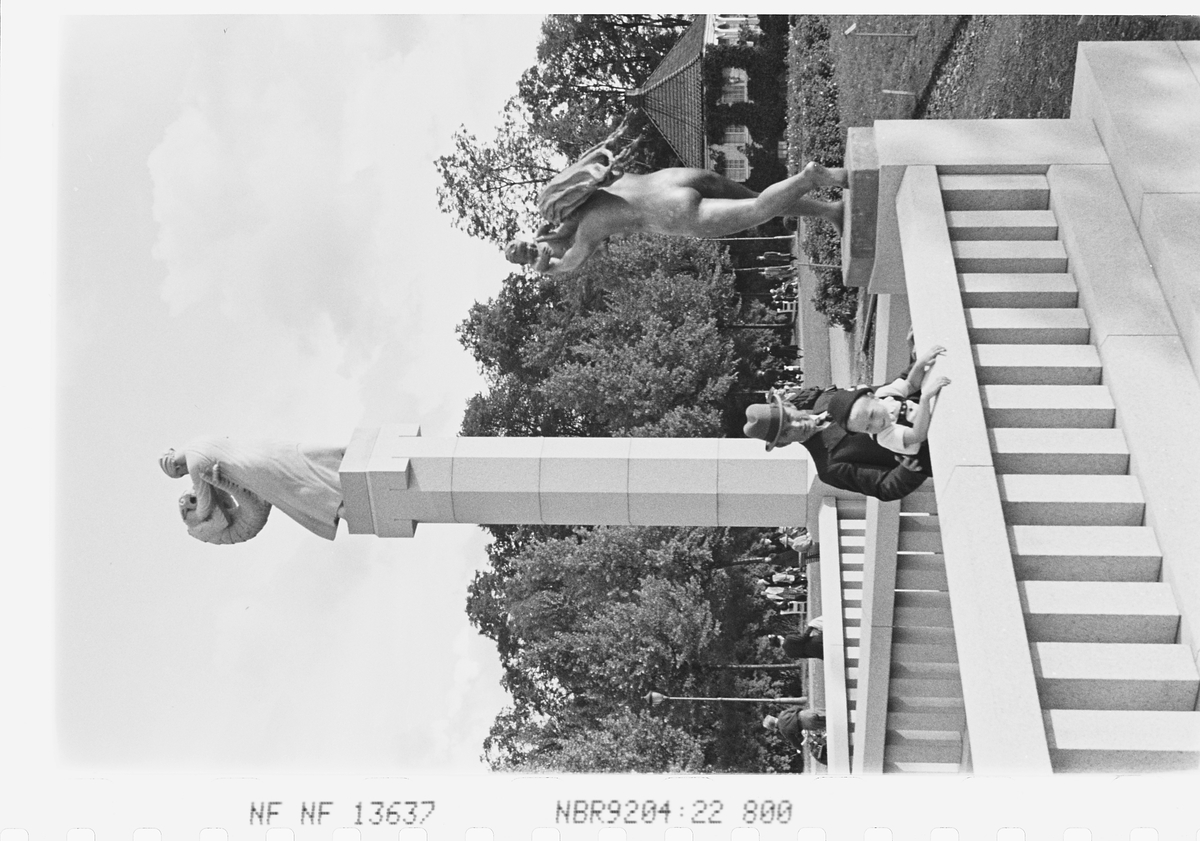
872, 378, 921, 456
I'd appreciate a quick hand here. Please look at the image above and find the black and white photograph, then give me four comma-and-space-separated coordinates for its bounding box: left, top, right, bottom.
6, 7, 1200, 836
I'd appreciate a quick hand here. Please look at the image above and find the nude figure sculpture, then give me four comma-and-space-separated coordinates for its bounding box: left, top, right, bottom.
505, 161, 847, 276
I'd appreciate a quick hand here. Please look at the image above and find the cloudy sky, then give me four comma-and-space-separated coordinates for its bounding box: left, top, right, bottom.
50, 14, 546, 773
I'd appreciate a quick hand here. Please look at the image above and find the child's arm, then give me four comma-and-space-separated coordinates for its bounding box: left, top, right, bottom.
898, 375, 951, 448
905, 345, 947, 394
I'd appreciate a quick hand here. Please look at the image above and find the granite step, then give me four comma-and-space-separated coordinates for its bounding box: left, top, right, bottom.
997, 473, 1144, 526
895, 554, 949, 591
946, 209, 1059, 241
959, 273, 1078, 308
967, 308, 1090, 344
891, 626, 957, 647
1020, 580, 1180, 643
973, 343, 1102, 385
887, 710, 966, 731
882, 760, 962, 773
893, 590, 953, 628
1043, 709, 1200, 772
1031, 642, 1199, 711
900, 491, 938, 514
1008, 525, 1162, 582
981, 385, 1115, 428
897, 529, 943, 553
940, 173, 1050, 211
890, 677, 964, 699
887, 695, 965, 713
883, 733, 964, 765
989, 427, 1129, 474
892, 641, 959, 665
953, 240, 1068, 273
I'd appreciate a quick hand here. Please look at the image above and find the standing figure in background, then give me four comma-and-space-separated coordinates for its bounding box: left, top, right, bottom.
764, 706, 827, 753
767, 622, 824, 660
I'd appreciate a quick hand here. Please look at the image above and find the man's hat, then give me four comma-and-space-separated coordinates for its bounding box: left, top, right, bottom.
743, 392, 787, 451
827, 386, 872, 430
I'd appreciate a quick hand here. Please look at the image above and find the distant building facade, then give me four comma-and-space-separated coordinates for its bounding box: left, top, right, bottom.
627, 14, 788, 187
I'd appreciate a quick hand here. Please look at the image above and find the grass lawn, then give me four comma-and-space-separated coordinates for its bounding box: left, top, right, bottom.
922, 15, 1200, 119
824, 15, 966, 124
788, 13, 1200, 378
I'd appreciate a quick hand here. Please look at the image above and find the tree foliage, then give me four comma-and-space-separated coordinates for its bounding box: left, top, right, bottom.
456, 237, 811, 769
434, 15, 693, 244
787, 17, 858, 328
434, 99, 561, 246
515, 15, 691, 163
502, 709, 708, 773
467, 523, 801, 773
458, 235, 768, 442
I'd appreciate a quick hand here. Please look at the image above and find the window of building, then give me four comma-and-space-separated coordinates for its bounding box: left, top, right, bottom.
723, 153, 750, 182
723, 125, 751, 145
719, 67, 749, 104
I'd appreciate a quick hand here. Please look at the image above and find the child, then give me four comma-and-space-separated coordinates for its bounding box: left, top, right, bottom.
827, 345, 951, 456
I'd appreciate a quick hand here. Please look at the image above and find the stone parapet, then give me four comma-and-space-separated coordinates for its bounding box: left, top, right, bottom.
898, 164, 1052, 772
842, 127, 879, 288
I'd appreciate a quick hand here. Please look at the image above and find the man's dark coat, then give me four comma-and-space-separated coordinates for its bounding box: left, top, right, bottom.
794, 387, 930, 502
776, 706, 827, 751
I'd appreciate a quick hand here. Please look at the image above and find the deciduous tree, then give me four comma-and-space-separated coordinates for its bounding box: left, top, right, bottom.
433, 99, 562, 246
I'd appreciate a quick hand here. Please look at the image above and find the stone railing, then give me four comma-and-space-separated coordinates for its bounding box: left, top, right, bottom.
817, 497, 852, 773
850, 496, 900, 772
895, 164, 1052, 773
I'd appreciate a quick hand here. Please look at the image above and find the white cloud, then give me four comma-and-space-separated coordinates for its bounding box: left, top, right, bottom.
63, 15, 543, 773
148, 19, 398, 368
146, 16, 543, 435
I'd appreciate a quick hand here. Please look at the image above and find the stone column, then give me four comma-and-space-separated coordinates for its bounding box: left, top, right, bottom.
338, 426, 810, 537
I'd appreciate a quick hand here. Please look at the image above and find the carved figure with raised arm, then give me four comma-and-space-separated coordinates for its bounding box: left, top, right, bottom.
159, 437, 346, 544
503, 118, 847, 276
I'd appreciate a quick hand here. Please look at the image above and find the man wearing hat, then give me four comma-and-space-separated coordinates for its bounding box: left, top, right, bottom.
743, 386, 928, 501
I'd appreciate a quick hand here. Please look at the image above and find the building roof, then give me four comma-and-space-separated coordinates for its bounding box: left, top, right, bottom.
627, 16, 708, 168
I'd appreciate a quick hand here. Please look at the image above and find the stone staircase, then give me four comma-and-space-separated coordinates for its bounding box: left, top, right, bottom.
883, 489, 966, 772
944, 172, 1200, 772
836, 493, 967, 773
834, 498, 863, 772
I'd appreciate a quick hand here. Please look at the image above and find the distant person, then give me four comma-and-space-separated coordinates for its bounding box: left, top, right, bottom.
744, 386, 927, 501
764, 706, 827, 753
761, 264, 796, 280
767, 622, 824, 660
505, 161, 847, 276
766, 571, 804, 587
827, 345, 950, 466
159, 437, 345, 544
749, 527, 816, 567
758, 580, 807, 605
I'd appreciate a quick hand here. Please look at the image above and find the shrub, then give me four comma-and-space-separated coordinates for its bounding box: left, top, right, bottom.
787, 15, 858, 329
